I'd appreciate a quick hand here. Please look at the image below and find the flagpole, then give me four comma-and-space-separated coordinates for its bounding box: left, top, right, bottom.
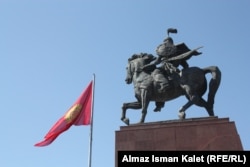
88, 74, 95, 167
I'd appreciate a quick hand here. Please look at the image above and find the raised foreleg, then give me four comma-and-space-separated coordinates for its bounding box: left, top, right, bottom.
121, 101, 141, 125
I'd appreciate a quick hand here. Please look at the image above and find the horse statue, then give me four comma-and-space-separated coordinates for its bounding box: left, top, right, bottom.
121, 53, 221, 125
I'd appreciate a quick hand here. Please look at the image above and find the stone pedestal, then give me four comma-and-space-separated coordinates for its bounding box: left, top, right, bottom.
115, 117, 243, 166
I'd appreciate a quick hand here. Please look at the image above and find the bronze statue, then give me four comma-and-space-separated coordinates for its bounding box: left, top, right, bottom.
121, 28, 221, 125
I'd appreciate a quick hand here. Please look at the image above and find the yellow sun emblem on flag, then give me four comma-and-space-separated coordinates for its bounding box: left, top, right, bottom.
64, 104, 82, 123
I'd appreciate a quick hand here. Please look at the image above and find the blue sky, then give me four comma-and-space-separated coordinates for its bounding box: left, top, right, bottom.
1, 0, 250, 166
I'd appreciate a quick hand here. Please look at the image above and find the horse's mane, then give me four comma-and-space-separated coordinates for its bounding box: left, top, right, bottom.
128, 53, 155, 62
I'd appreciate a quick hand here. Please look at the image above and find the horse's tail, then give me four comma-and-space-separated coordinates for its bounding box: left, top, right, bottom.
203, 66, 221, 109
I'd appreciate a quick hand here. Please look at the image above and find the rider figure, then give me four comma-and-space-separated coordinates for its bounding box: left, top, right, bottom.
152, 28, 190, 73
149, 28, 201, 112
151, 28, 180, 111
142, 28, 202, 112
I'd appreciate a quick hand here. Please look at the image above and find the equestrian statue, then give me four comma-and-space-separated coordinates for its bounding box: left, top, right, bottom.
121, 28, 221, 125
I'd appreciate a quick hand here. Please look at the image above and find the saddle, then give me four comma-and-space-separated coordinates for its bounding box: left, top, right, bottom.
142, 64, 178, 93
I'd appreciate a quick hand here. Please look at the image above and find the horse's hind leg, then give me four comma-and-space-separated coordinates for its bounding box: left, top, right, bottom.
178, 101, 193, 119
189, 94, 214, 116
181, 84, 214, 117
203, 66, 221, 113
121, 101, 141, 125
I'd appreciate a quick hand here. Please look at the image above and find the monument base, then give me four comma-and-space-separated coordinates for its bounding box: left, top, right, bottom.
115, 117, 243, 166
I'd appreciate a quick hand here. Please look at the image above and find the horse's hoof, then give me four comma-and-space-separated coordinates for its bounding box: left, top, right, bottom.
208, 108, 214, 116
122, 118, 130, 125
178, 112, 186, 119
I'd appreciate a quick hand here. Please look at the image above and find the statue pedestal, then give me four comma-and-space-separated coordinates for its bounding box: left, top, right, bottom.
115, 117, 243, 166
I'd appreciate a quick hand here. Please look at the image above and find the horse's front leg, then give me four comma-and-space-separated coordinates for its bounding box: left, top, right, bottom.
121, 101, 141, 125
139, 89, 150, 124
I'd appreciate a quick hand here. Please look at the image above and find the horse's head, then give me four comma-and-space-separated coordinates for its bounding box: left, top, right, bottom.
125, 53, 156, 84
125, 58, 135, 84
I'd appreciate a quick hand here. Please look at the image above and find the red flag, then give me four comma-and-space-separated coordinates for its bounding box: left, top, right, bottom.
34, 81, 93, 147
